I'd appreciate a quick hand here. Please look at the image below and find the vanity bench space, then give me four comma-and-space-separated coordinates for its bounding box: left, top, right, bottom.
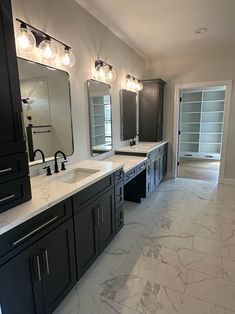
115, 141, 168, 198
0, 161, 124, 314
103, 155, 148, 203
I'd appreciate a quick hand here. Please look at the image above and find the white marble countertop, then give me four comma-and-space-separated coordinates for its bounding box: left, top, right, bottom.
115, 141, 168, 154
0, 160, 123, 235
103, 155, 148, 173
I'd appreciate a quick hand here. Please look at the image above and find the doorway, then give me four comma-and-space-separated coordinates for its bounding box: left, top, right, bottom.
172, 80, 232, 183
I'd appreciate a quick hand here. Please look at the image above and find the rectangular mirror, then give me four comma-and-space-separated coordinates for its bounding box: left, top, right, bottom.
120, 89, 137, 140
17, 58, 73, 165
87, 79, 112, 156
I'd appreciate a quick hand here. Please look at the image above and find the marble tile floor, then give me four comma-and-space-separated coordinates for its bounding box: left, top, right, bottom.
54, 178, 235, 314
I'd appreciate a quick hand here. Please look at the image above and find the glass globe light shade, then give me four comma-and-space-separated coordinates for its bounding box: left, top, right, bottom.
17, 24, 36, 51
39, 39, 57, 60
107, 66, 116, 82
125, 76, 132, 90
138, 80, 143, 91
61, 47, 75, 67
97, 65, 105, 79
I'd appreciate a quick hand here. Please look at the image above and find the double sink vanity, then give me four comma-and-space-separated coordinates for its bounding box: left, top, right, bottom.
0, 141, 168, 314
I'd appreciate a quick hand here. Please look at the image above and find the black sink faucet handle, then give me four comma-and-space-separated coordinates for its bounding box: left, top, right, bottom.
43, 165, 52, 176
61, 160, 68, 171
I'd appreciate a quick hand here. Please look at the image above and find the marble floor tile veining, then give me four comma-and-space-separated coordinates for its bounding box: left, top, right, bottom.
54, 178, 235, 314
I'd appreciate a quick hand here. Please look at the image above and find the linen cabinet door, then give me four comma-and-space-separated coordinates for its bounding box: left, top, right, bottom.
74, 200, 99, 279
0, 244, 44, 314
98, 188, 115, 252
0, 0, 25, 155
38, 219, 76, 314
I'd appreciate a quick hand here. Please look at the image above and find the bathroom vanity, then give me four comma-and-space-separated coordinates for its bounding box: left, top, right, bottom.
115, 141, 168, 198
0, 160, 124, 314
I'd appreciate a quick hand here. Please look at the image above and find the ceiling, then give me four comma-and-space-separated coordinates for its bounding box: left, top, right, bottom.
75, 0, 235, 60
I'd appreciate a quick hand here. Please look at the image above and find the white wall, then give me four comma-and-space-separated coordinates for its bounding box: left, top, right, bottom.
146, 47, 235, 180
12, 0, 146, 173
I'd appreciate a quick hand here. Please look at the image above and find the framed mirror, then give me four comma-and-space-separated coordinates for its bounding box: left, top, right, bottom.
120, 89, 137, 140
87, 79, 112, 156
17, 58, 74, 165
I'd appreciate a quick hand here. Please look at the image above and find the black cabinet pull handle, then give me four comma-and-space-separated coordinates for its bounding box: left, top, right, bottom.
98, 205, 104, 224
0, 167, 12, 174
93, 207, 99, 226
36, 255, 42, 282
43, 249, 50, 275
0, 194, 15, 203
12, 216, 58, 246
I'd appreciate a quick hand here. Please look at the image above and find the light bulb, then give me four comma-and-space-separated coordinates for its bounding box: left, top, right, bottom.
131, 78, 137, 91
61, 47, 75, 67
17, 23, 36, 51
125, 76, 132, 90
39, 39, 57, 60
98, 66, 105, 79
138, 80, 143, 91
107, 66, 116, 82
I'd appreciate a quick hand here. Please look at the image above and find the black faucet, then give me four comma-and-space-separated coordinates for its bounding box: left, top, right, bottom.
54, 151, 67, 173
33, 149, 45, 163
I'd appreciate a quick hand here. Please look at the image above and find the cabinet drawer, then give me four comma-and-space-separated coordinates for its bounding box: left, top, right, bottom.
0, 176, 31, 214
124, 168, 136, 184
115, 205, 124, 233
0, 153, 28, 184
115, 181, 124, 208
0, 197, 72, 261
73, 174, 114, 213
137, 161, 146, 174
114, 168, 124, 184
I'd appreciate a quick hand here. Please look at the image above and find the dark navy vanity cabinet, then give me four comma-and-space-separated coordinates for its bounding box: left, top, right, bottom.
0, 170, 124, 313
0, 0, 31, 212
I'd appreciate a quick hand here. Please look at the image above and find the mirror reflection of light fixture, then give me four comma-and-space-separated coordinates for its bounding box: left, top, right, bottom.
16, 19, 75, 67
125, 74, 143, 92
17, 22, 36, 51
95, 59, 116, 83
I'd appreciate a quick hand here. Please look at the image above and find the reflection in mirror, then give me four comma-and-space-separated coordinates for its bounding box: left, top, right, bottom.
87, 80, 112, 156
17, 58, 74, 165
120, 89, 137, 140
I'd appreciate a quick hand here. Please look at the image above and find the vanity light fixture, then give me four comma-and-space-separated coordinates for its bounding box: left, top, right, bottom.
95, 59, 116, 83
16, 21, 36, 51
16, 19, 75, 67
125, 74, 143, 92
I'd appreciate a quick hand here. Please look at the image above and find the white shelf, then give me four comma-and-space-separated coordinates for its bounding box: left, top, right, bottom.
179, 88, 225, 160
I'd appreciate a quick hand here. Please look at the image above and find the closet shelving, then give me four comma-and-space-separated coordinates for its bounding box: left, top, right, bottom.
180, 89, 225, 160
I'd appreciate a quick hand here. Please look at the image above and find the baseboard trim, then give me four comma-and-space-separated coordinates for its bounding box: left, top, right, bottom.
220, 178, 235, 185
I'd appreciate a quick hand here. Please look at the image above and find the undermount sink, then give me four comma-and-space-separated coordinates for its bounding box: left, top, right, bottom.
57, 168, 99, 184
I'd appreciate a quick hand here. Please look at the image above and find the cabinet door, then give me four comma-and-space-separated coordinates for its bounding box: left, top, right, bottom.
139, 83, 158, 142
75, 200, 99, 279
154, 156, 162, 187
98, 189, 115, 252
0, 0, 25, 155
39, 219, 76, 314
0, 244, 44, 314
